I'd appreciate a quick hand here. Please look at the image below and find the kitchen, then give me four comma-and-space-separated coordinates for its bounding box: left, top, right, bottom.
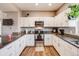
0, 3, 79, 56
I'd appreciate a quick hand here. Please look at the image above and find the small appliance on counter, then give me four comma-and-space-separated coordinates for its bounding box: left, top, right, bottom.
59, 29, 64, 35
52, 27, 58, 34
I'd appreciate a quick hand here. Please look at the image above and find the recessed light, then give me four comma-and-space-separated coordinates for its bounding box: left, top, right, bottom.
48, 3, 52, 6
35, 3, 39, 6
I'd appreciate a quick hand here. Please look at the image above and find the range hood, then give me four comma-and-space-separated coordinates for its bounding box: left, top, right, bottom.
35, 21, 44, 29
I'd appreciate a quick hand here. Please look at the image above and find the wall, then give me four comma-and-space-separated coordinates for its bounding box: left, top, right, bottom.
0, 10, 3, 43
22, 11, 55, 17
17, 11, 22, 32
2, 12, 19, 35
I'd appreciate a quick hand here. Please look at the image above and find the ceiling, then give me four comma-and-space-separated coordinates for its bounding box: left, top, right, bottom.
15, 3, 64, 11
0, 3, 64, 12
0, 3, 19, 12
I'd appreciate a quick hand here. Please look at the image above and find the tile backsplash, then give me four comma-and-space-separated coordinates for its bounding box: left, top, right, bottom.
63, 27, 75, 34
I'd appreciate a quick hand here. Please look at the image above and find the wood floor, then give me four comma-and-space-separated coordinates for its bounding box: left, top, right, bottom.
20, 46, 59, 56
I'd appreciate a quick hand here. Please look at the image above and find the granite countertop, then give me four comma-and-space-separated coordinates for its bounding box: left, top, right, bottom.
56, 34, 79, 48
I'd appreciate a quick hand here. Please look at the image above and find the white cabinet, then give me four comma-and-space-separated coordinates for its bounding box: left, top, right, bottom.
0, 35, 27, 56
19, 9, 71, 27
55, 9, 70, 27
77, 49, 79, 56
15, 35, 26, 55
19, 17, 56, 27
29, 17, 35, 27
55, 14, 68, 27
0, 21, 1, 36
14, 39, 24, 56
61, 40, 77, 56
0, 10, 3, 19
52, 35, 60, 52
0, 42, 16, 56
44, 34, 53, 46
52, 34, 78, 56
68, 20, 77, 27
25, 34, 35, 46
44, 17, 54, 27
19, 17, 35, 27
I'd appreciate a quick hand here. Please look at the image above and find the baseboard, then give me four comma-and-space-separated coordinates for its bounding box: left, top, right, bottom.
19, 46, 27, 56
52, 46, 60, 56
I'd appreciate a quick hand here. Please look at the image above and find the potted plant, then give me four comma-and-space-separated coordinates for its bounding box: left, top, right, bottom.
67, 4, 79, 20
67, 4, 79, 34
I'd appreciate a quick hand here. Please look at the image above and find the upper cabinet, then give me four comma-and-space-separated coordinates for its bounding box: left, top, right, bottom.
55, 8, 71, 27
19, 17, 55, 27
19, 17, 34, 27
44, 17, 55, 27
19, 8, 72, 27
0, 10, 3, 19
0, 10, 7, 19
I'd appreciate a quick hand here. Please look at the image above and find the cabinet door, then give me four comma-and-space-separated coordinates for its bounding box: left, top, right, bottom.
25, 35, 30, 46
19, 18, 24, 27
0, 47, 9, 56
26, 35, 34, 46
63, 41, 77, 56
30, 35, 34, 46
44, 34, 49, 45
29, 17, 34, 27
15, 36, 26, 56
0, 11, 3, 19
7, 44, 16, 56
44, 34, 53, 46
77, 49, 79, 56
0, 42, 16, 56
59, 39, 65, 55
44, 17, 47, 27
52, 35, 78, 56
14, 40, 21, 56
0, 17, 1, 41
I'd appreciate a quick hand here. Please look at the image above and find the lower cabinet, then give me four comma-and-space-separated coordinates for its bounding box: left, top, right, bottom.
60, 40, 78, 56
52, 34, 78, 56
25, 34, 34, 46
0, 35, 27, 56
0, 42, 16, 56
44, 34, 53, 46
